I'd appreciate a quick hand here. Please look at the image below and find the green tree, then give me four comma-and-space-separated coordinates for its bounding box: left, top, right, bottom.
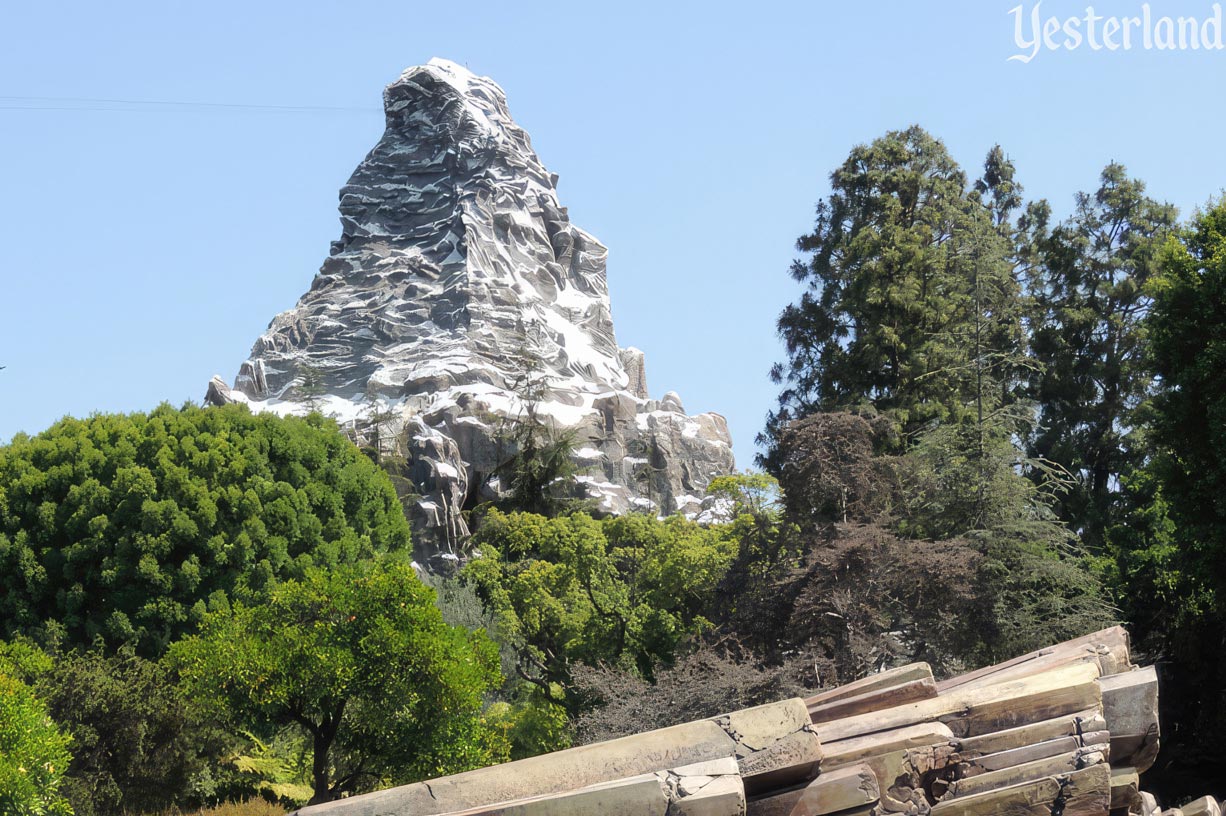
1146, 199, 1226, 599
484, 333, 579, 517
0, 404, 411, 655
32, 647, 214, 816
293, 364, 329, 414
0, 671, 73, 816
462, 510, 736, 708
1128, 200, 1226, 783
764, 127, 1023, 463
896, 417, 1115, 662
168, 560, 503, 804
1021, 163, 1177, 548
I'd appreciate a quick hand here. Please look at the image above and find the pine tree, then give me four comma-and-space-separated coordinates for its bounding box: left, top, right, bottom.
487, 328, 578, 517
1021, 163, 1177, 549
763, 127, 1024, 468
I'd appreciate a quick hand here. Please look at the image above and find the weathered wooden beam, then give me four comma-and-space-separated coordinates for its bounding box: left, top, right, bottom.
292, 698, 814, 816
739, 728, 823, 797
940, 750, 1101, 800
936, 627, 1131, 693
786, 763, 880, 816
430, 773, 670, 816
434, 757, 749, 816
1181, 797, 1223, 816
822, 722, 955, 769
1109, 766, 1140, 814
1099, 667, 1160, 773
959, 735, 1079, 776
929, 764, 1111, 816
805, 663, 935, 708
815, 662, 1102, 742
954, 708, 1105, 756
808, 678, 938, 724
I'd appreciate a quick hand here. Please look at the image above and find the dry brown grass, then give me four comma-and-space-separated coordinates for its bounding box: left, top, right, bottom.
144, 800, 288, 816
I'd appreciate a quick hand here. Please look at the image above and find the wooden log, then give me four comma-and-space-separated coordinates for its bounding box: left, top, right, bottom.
1099, 667, 1160, 773
805, 663, 935, 708
815, 662, 1102, 742
955, 708, 1104, 756
936, 627, 1131, 693
959, 736, 1079, 776
292, 698, 814, 816
808, 678, 938, 724
1181, 797, 1223, 816
786, 764, 880, 816
1108, 766, 1140, 814
929, 764, 1111, 816
941, 750, 1094, 800
823, 722, 955, 768
437, 758, 748, 816
432, 773, 670, 816
740, 729, 823, 797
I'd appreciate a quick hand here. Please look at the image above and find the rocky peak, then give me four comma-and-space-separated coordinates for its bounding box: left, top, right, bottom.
208, 59, 733, 552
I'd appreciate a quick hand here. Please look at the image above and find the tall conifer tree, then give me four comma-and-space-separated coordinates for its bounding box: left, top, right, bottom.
1020, 164, 1176, 548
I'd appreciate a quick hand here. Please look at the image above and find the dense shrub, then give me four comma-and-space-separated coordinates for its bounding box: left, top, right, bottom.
41, 648, 217, 816
0, 404, 411, 655
462, 510, 737, 706
569, 644, 813, 745
0, 671, 74, 816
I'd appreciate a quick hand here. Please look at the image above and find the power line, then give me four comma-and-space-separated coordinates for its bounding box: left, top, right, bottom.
0, 95, 380, 114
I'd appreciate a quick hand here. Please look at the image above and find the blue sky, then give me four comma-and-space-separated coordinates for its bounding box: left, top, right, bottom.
2, 0, 1224, 468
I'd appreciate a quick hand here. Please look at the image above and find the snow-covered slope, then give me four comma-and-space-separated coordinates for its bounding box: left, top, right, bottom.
207, 59, 734, 550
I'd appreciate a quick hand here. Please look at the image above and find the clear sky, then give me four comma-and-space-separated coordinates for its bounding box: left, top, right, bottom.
2, 0, 1224, 468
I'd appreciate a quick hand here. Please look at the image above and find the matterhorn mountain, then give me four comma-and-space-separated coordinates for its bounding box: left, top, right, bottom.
206, 58, 734, 551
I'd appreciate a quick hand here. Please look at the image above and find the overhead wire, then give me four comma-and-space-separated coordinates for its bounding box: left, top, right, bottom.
0, 95, 379, 114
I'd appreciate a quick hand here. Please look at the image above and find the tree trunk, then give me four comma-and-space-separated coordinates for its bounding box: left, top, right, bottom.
309, 728, 333, 804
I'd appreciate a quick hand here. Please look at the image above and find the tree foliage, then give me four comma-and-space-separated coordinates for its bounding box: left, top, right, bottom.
1115, 199, 1226, 789
168, 560, 503, 804
773, 412, 894, 525
462, 510, 737, 707
1020, 164, 1177, 547
0, 670, 73, 816
0, 404, 411, 655
24, 646, 215, 816
1146, 200, 1226, 604
764, 127, 1024, 461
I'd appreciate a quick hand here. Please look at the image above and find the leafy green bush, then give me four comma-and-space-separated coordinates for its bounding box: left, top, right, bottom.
0, 404, 411, 655
462, 510, 737, 707
41, 647, 218, 816
0, 637, 228, 816
0, 671, 73, 816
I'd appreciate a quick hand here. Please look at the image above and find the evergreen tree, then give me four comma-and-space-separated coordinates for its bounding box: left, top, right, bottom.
1021, 163, 1177, 549
488, 331, 578, 517
1147, 200, 1226, 598
763, 127, 1024, 467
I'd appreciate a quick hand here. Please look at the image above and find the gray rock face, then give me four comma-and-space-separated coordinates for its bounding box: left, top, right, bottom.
208, 58, 733, 549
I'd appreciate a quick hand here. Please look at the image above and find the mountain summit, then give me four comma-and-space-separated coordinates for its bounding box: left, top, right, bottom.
207, 58, 733, 549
